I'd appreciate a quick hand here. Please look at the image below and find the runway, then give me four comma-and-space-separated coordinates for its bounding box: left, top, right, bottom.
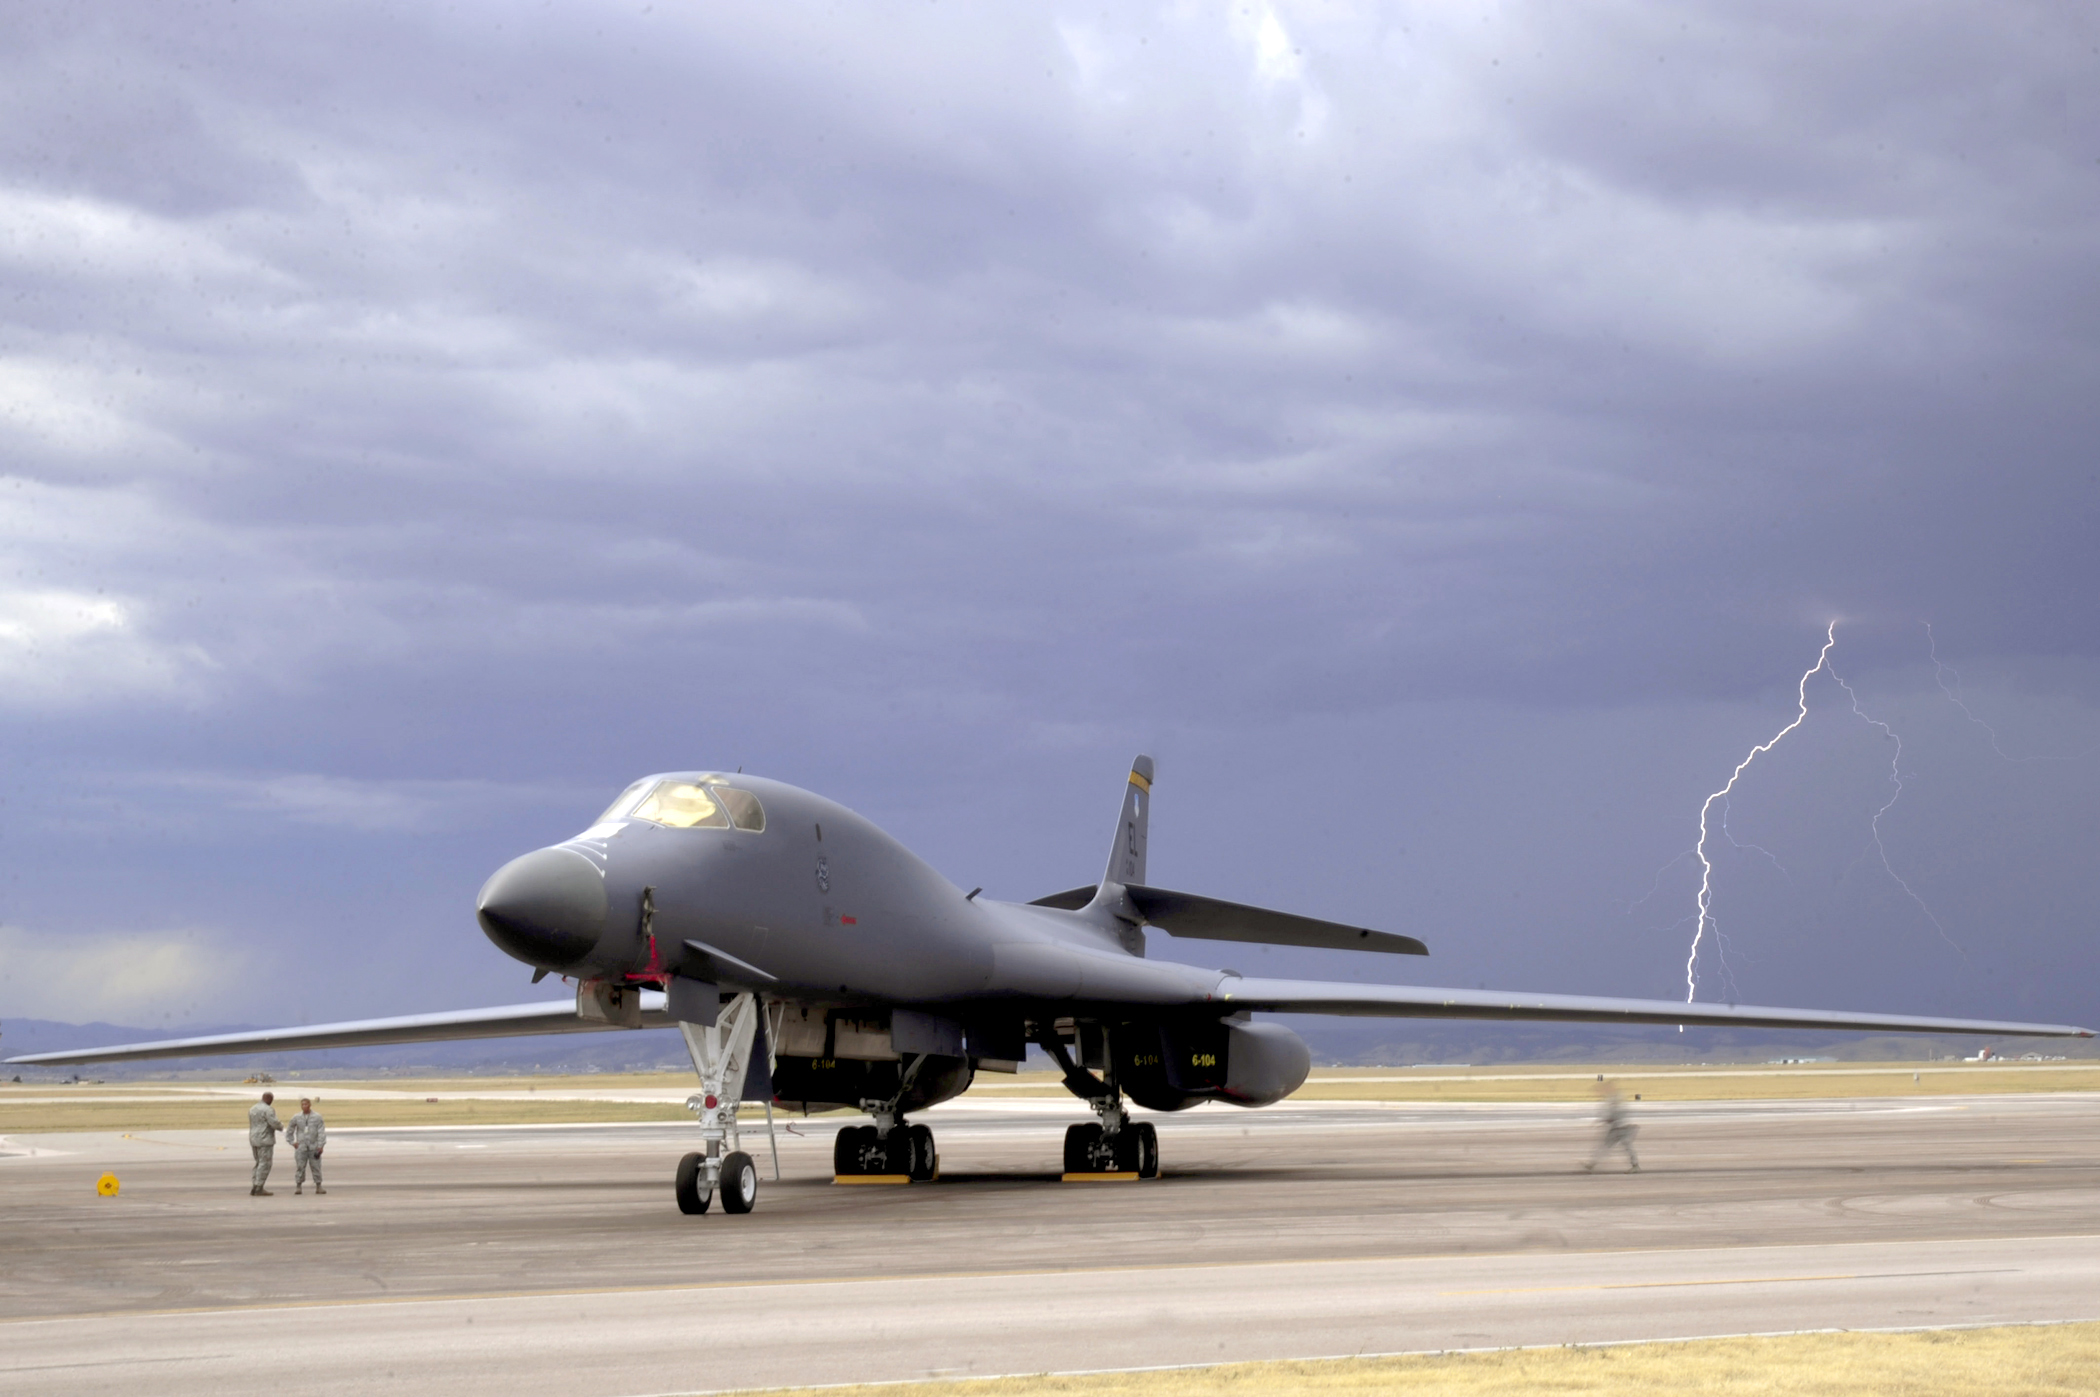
5, 1094, 2098, 1395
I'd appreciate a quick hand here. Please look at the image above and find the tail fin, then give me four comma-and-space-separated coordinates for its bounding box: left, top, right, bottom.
1102, 755, 1153, 887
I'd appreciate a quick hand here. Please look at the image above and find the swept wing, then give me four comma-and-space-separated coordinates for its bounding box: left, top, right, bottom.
5, 993, 676, 1067
1213, 976, 2092, 1037
11, 977, 2088, 1069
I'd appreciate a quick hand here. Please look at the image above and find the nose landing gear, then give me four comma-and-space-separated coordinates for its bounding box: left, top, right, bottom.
674, 992, 773, 1215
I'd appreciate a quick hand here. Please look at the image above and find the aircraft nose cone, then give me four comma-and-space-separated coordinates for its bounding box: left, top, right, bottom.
476, 846, 606, 970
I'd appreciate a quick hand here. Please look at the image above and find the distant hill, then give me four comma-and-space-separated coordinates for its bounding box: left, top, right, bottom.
1, 1017, 692, 1079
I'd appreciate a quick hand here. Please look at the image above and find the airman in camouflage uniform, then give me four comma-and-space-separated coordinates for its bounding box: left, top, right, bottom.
248, 1092, 282, 1195
1582, 1081, 1639, 1172
287, 1098, 326, 1194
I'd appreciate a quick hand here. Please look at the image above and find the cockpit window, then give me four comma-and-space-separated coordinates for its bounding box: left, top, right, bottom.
596, 779, 651, 823
710, 785, 766, 832
630, 780, 731, 829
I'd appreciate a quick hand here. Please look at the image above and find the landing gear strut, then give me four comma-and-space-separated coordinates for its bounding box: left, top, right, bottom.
833, 1055, 939, 1181
674, 992, 770, 1215
1039, 1023, 1160, 1179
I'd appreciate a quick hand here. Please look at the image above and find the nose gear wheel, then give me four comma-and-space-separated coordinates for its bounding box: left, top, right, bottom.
719, 1151, 759, 1213
674, 1151, 710, 1214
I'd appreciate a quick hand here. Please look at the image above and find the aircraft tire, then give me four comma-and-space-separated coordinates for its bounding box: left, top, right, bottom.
882, 1127, 915, 1176
720, 1151, 758, 1214
675, 1151, 710, 1214
1062, 1122, 1101, 1174
907, 1124, 936, 1181
1133, 1121, 1159, 1179
833, 1125, 866, 1175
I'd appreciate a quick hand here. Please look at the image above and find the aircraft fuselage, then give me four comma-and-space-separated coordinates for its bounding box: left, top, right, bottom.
474, 770, 1272, 1118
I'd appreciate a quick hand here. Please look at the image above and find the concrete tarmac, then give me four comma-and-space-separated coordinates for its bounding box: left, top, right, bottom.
5, 1094, 2099, 1396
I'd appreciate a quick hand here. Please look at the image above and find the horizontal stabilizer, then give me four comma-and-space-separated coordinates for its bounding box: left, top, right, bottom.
4, 994, 678, 1067
1028, 883, 1428, 956
1029, 885, 1097, 911
1209, 977, 2095, 1038
1130, 885, 1428, 956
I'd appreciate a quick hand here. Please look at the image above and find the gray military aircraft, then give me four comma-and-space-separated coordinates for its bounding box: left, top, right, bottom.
11, 756, 2091, 1213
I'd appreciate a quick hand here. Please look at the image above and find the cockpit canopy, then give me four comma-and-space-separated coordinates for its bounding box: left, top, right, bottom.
598, 775, 766, 832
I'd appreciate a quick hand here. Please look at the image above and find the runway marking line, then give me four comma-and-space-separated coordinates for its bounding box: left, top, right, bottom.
1440, 1267, 2020, 1296
118, 1134, 227, 1151
1, 1234, 2092, 1329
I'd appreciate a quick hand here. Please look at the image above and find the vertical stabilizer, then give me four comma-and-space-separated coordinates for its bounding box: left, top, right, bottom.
1102, 755, 1152, 888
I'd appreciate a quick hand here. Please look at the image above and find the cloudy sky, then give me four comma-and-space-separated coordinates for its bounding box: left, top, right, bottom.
3, 2, 2096, 1038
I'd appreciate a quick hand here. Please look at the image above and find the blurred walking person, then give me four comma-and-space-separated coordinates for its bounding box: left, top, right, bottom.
1583, 1081, 1639, 1172
287, 1097, 326, 1195
248, 1091, 283, 1195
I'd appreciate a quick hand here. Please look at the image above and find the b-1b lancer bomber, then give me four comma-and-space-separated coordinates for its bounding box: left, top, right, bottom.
12, 757, 2090, 1213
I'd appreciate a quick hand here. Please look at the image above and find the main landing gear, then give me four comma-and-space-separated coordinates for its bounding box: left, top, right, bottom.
1039, 1023, 1161, 1180
833, 1120, 938, 1180
1063, 1099, 1159, 1177
833, 1055, 939, 1181
673, 992, 774, 1215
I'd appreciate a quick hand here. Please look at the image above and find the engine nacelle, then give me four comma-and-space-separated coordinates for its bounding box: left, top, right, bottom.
1119, 1017, 1311, 1111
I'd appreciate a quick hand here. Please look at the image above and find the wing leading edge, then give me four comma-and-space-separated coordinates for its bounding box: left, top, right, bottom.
3, 993, 678, 1067
1213, 976, 2095, 1038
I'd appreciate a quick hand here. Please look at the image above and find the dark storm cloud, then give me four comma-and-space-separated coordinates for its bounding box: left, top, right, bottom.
1, 2, 2094, 1026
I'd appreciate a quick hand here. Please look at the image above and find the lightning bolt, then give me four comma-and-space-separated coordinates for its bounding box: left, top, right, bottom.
1927, 623, 2018, 760
1828, 658, 1963, 956
1718, 796, 1792, 884
1685, 621, 1837, 1003
1928, 623, 2100, 763
1626, 848, 1694, 917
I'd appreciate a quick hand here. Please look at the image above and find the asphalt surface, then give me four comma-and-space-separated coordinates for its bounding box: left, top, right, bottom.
5, 1094, 2099, 1396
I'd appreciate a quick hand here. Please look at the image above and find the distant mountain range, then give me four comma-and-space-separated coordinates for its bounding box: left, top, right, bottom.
1, 1016, 693, 1078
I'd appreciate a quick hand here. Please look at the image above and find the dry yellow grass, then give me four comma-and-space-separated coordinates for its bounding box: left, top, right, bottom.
739, 1323, 2100, 1397
1285, 1065, 2100, 1104
965, 1062, 2100, 1104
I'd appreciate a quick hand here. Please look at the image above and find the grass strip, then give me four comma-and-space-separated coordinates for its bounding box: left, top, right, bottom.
739, 1322, 2100, 1397
969, 1064, 2100, 1104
